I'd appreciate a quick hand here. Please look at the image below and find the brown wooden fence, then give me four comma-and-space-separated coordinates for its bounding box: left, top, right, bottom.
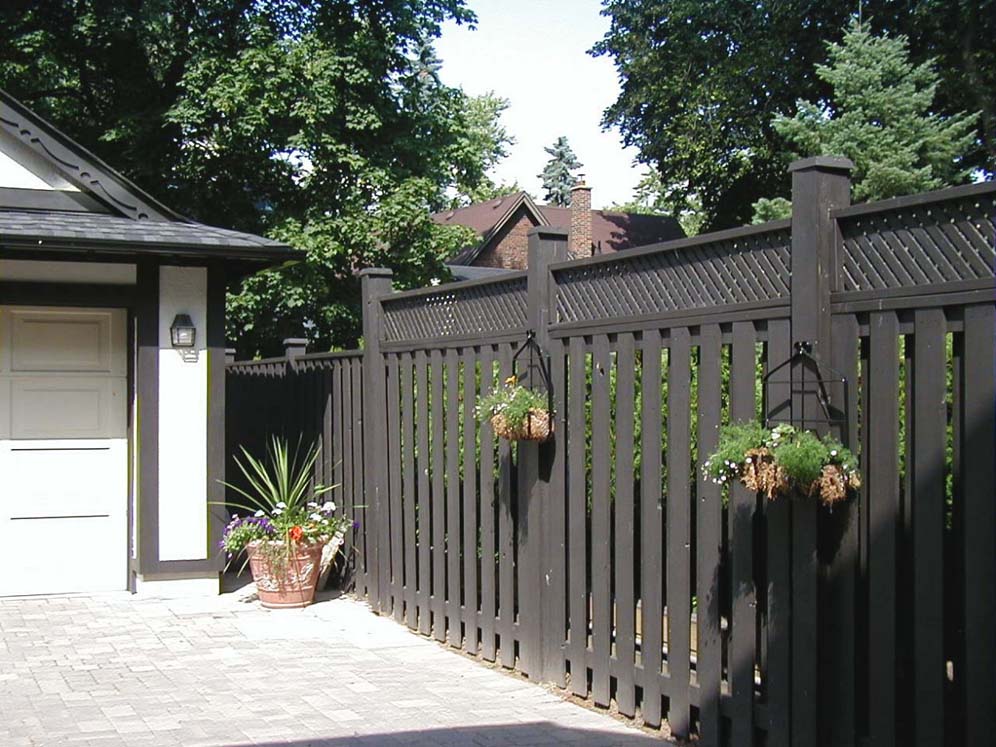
226, 158, 995, 747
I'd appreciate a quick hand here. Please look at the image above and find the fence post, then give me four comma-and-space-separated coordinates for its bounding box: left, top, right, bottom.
359, 268, 394, 614
788, 156, 852, 746
519, 227, 568, 680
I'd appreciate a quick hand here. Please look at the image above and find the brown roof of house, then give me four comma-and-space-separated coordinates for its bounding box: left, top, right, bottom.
433, 191, 684, 265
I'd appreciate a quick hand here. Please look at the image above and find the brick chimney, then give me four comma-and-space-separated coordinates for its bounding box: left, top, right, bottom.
569, 176, 592, 259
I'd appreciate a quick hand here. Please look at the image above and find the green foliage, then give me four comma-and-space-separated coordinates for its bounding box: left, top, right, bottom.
704, 423, 859, 498
218, 436, 352, 569
751, 197, 792, 224
611, 171, 700, 236
0, 1, 520, 356
538, 136, 582, 207
476, 377, 548, 432
702, 422, 769, 482
771, 19, 978, 205
593, 1, 995, 231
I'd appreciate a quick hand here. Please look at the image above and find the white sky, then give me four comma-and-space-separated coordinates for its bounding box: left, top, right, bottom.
435, 0, 646, 209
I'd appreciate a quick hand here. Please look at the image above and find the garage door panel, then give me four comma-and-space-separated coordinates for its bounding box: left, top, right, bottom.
0, 305, 128, 596
3, 441, 125, 518
9, 309, 122, 374
10, 377, 125, 439
0, 514, 125, 596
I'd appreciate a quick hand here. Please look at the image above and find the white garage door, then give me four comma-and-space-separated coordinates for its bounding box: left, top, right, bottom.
0, 306, 128, 596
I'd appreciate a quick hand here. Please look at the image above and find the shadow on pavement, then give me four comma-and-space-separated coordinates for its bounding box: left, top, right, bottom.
229, 721, 669, 745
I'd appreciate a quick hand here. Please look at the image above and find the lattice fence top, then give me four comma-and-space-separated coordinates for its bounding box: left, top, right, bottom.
551, 224, 792, 326
381, 274, 528, 343
837, 187, 996, 292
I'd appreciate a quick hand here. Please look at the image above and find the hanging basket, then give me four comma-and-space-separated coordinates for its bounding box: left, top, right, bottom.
490, 408, 552, 442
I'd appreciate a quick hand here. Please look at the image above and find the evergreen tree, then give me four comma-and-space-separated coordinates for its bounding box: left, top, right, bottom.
753, 18, 978, 220
539, 137, 582, 206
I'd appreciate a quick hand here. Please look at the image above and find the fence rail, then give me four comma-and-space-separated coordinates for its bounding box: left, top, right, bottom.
227, 168, 995, 747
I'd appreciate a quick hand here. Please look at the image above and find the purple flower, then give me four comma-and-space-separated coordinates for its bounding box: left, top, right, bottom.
352, 520, 361, 530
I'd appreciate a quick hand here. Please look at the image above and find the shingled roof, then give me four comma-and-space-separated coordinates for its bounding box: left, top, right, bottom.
0, 88, 298, 267
434, 191, 684, 266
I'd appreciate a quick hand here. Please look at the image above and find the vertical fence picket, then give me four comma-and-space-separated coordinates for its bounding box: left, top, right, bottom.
912, 308, 946, 747
567, 336, 589, 697
590, 333, 612, 707
960, 304, 996, 747
765, 318, 792, 747
401, 353, 417, 629
639, 330, 664, 728
351, 358, 366, 592
462, 347, 479, 655
729, 320, 757, 746
614, 333, 637, 717
868, 311, 899, 747
415, 350, 432, 636
446, 349, 462, 647
696, 323, 723, 745
666, 328, 692, 737
430, 349, 447, 642
479, 345, 498, 661
387, 354, 403, 619
545, 338, 568, 687
497, 344, 516, 668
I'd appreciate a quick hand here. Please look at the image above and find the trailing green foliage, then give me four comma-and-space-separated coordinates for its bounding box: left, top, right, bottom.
704, 423, 859, 504
476, 377, 548, 432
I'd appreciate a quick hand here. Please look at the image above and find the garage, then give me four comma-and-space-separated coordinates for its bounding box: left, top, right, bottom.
0, 89, 297, 596
0, 307, 127, 595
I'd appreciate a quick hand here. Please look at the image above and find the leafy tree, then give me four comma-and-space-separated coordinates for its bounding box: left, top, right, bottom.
593, 1, 995, 231
611, 171, 703, 236
0, 1, 514, 356
751, 197, 793, 224
765, 19, 977, 212
447, 92, 515, 206
538, 136, 582, 206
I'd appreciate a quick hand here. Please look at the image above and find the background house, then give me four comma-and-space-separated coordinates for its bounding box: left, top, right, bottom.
435, 181, 683, 279
0, 90, 297, 597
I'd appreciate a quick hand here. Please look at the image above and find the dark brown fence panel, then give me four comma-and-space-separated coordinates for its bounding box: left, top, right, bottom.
225, 173, 994, 747
835, 183, 996, 292
550, 222, 791, 328
226, 353, 366, 587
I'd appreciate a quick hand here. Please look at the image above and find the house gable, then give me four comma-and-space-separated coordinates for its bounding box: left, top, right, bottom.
473, 204, 543, 270
0, 90, 175, 220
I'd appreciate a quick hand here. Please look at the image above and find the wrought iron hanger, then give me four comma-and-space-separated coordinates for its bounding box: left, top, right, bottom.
511, 330, 554, 415
762, 340, 849, 431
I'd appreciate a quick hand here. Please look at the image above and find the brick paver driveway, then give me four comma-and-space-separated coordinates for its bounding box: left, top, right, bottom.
0, 591, 663, 746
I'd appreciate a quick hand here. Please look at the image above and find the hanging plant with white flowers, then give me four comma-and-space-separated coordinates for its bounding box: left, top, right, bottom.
703, 423, 860, 506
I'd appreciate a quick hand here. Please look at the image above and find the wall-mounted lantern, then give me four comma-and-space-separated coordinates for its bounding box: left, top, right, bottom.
170, 314, 196, 348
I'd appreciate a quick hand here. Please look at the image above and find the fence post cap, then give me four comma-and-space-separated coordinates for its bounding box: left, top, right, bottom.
356, 267, 394, 279
282, 338, 308, 358
789, 156, 854, 174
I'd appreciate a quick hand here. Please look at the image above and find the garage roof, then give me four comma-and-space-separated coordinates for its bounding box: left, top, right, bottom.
0, 89, 298, 266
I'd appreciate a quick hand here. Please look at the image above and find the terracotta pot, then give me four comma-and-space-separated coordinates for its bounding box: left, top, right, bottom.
246, 539, 325, 609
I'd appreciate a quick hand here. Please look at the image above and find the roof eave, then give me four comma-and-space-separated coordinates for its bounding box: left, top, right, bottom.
0, 234, 300, 265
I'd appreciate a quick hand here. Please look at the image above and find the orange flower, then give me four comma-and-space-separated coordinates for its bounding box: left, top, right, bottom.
289, 526, 304, 542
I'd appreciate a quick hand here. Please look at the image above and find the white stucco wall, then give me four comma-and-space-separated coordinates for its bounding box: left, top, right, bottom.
0, 131, 80, 190
157, 266, 209, 561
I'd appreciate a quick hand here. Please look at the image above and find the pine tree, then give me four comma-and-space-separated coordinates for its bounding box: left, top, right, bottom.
764, 18, 978, 213
539, 136, 582, 206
